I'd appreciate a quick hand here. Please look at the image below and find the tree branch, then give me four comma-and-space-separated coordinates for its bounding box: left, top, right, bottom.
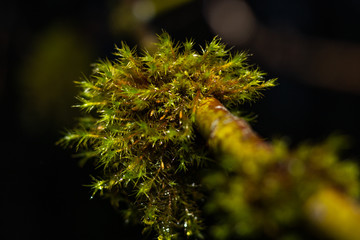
196, 97, 360, 240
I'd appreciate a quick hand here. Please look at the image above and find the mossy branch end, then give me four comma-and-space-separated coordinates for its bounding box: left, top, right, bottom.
58, 32, 275, 239
59, 32, 360, 240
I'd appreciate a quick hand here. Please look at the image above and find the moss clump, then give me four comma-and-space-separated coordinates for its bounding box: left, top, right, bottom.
59, 32, 360, 240
58, 32, 275, 239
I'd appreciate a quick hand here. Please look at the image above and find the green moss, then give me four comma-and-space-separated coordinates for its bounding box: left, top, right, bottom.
59, 32, 359, 240
58, 32, 274, 239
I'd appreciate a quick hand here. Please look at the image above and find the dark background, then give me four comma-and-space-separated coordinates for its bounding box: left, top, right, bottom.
2, 0, 360, 239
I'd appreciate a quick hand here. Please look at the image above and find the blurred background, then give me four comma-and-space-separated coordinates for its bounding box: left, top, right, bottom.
2, 0, 360, 239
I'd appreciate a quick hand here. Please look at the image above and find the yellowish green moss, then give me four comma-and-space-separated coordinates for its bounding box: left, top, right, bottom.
59, 32, 360, 240
58, 32, 274, 239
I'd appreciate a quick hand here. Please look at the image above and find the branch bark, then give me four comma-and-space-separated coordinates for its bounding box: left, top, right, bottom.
195, 97, 360, 240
